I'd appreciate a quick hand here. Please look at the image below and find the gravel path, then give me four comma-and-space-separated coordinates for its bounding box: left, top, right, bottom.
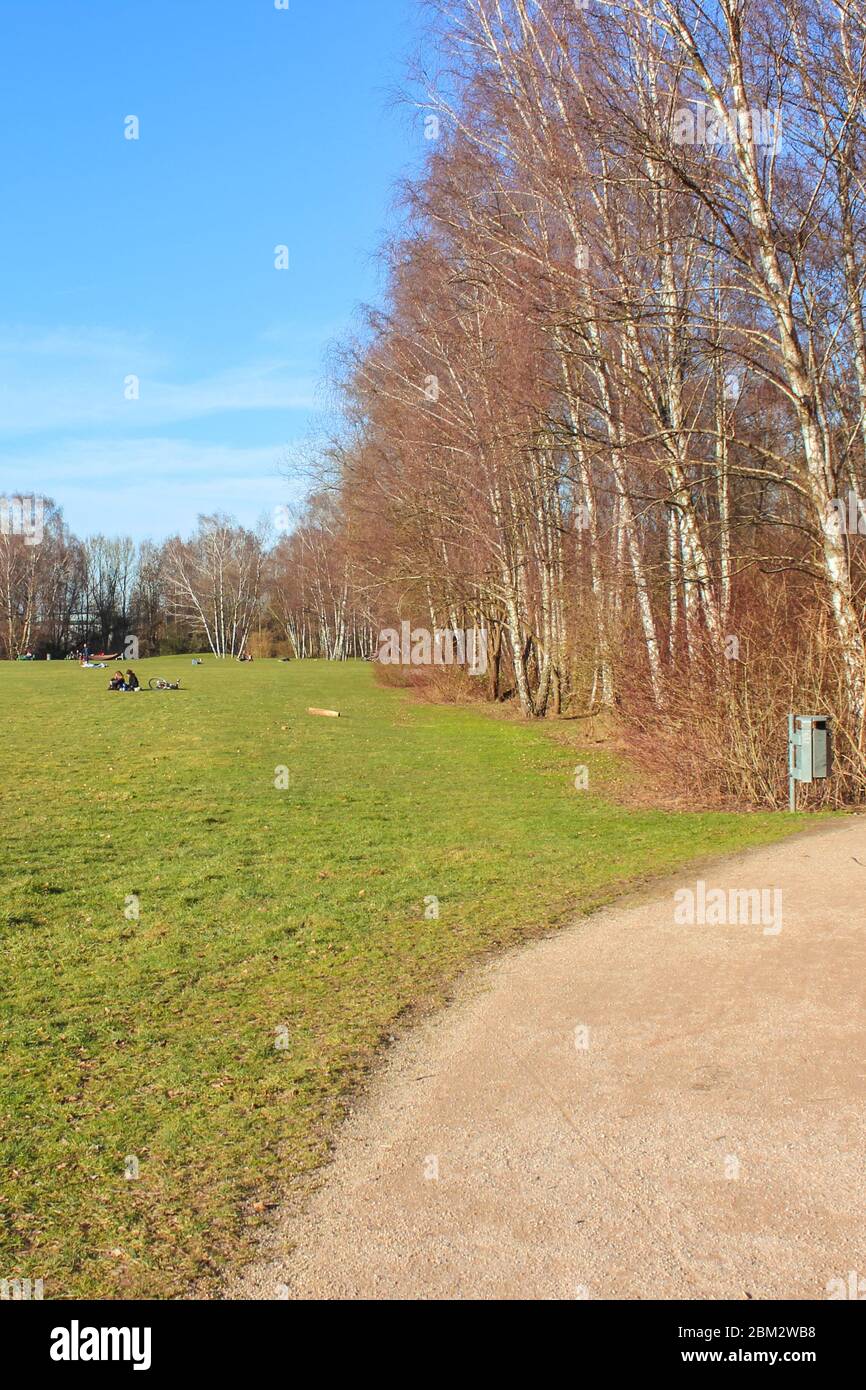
230, 821, 866, 1300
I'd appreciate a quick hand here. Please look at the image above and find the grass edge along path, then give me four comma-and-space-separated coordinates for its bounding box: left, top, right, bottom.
0, 658, 816, 1298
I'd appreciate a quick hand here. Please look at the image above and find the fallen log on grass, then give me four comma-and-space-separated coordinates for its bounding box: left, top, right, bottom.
308, 707, 341, 719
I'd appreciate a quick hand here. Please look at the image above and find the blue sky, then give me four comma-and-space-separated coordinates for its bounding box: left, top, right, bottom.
0, 0, 423, 542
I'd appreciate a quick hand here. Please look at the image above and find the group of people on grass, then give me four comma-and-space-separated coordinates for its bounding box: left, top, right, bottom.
108, 669, 140, 692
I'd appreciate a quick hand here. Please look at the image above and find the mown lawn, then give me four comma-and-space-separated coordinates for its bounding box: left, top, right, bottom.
1, 658, 808, 1299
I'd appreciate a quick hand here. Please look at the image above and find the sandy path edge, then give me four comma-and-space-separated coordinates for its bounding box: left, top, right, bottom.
227, 819, 866, 1301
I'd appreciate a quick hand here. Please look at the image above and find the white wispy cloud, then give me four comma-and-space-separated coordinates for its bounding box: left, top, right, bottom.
0, 324, 320, 434
0, 437, 307, 541
4, 435, 286, 484
0, 323, 328, 539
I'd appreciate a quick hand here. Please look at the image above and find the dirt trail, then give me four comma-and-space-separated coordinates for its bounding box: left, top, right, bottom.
231, 822, 866, 1300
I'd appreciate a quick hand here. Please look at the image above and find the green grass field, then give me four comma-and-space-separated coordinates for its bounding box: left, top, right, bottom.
1, 657, 809, 1298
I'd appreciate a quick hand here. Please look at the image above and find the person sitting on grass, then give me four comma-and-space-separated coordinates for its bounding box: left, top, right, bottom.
108, 670, 126, 691
125, 669, 141, 691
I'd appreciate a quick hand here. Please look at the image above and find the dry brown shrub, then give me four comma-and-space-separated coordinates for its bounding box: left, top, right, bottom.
374, 658, 491, 705
618, 592, 865, 810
